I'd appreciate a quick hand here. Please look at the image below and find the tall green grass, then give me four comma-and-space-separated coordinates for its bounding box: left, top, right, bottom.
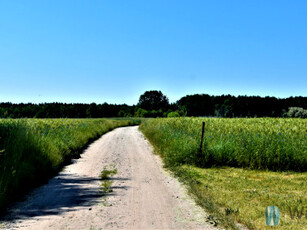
140, 118, 307, 171
0, 118, 140, 212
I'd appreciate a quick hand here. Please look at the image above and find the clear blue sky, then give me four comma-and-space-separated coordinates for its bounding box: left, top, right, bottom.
0, 0, 306, 105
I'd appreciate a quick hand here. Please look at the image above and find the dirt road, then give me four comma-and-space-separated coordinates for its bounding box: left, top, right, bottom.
1, 126, 217, 229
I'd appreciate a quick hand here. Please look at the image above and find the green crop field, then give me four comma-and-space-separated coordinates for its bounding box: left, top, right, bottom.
0, 118, 141, 213
140, 118, 307, 230
140, 118, 306, 171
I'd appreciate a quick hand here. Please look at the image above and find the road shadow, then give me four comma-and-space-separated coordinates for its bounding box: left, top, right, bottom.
1, 173, 130, 222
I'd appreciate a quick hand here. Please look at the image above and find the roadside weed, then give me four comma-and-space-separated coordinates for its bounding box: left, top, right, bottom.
99, 165, 118, 196
100, 165, 118, 180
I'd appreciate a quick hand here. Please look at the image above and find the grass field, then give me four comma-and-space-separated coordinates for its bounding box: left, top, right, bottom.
140, 117, 307, 230
0, 118, 141, 213
140, 118, 306, 171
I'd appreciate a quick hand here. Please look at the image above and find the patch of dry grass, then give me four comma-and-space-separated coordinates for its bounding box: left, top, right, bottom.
179, 165, 307, 230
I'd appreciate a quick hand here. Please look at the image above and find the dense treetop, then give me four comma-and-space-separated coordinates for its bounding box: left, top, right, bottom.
138, 90, 169, 111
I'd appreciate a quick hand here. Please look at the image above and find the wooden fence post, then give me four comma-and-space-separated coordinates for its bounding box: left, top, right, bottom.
199, 122, 205, 153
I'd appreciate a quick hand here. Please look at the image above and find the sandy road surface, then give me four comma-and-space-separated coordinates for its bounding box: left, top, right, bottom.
1, 126, 218, 230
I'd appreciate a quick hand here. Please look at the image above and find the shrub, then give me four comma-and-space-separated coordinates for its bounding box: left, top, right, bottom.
286, 107, 307, 118
134, 108, 148, 117
167, 111, 180, 118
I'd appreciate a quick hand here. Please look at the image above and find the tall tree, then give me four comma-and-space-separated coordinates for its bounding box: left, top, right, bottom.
138, 90, 169, 111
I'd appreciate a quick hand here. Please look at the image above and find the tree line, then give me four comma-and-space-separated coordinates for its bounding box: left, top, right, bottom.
177, 94, 307, 118
0, 91, 306, 118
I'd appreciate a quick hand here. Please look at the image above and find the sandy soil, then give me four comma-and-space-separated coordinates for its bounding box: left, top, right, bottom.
1, 126, 219, 230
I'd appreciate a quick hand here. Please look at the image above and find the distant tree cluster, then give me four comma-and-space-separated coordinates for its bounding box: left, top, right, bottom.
177, 94, 307, 118
134, 90, 183, 118
0, 103, 134, 118
0, 91, 306, 118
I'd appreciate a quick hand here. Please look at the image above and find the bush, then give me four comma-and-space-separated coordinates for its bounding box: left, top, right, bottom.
167, 111, 180, 118
134, 108, 148, 117
286, 107, 307, 118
